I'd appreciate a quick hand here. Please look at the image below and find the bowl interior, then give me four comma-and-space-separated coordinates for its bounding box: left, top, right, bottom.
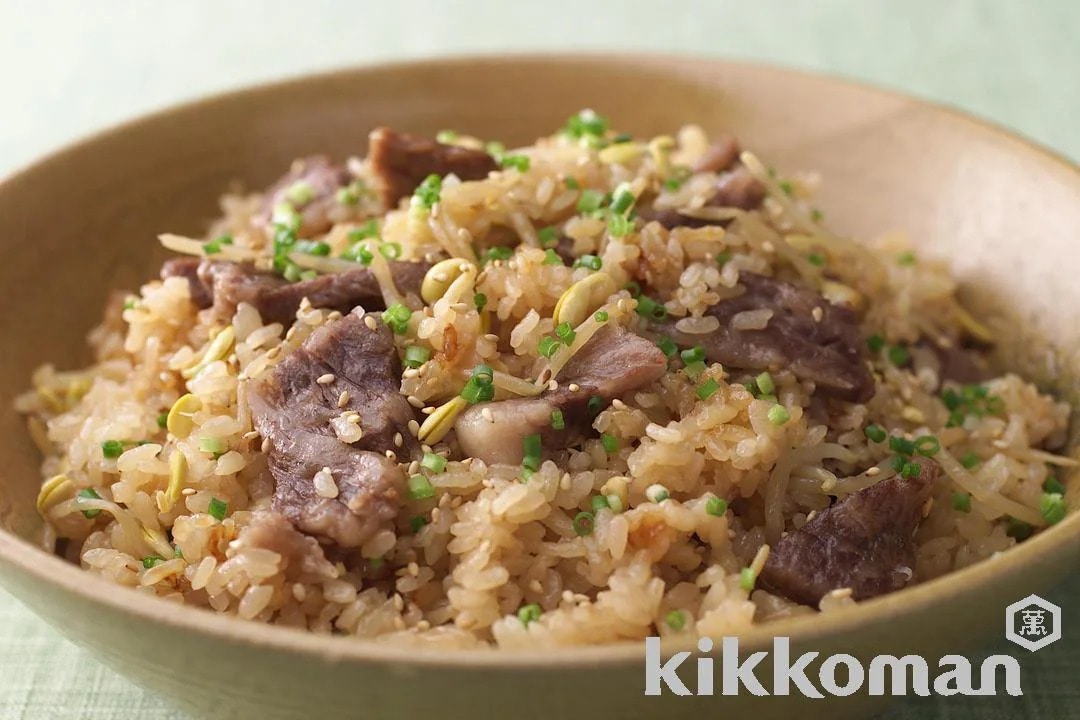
0, 54, 1078, 661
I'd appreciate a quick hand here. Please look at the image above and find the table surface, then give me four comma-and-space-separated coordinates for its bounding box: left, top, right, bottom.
2, 1, 1077, 718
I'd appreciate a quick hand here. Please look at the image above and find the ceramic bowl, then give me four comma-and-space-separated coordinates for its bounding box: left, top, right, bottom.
0, 55, 1077, 720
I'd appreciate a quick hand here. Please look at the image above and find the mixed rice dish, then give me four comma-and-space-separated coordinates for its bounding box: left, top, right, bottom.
18, 112, 1075, 648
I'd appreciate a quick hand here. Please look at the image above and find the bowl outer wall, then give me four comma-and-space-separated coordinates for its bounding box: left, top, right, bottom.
0, 54, 1077, 719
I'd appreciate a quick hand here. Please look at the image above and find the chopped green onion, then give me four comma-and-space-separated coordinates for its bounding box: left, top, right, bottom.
778, 180, 794, 196
460, 374, 495, 404
435, 130, 457, 143
381, 303, 412, 335
572, 511, 595, 536
624, 281, 642, 297
298, 269, 318, 282
411, 174, 442, 211
899, 461, 921, 479
683, 361, 706, 380
645, 484, 669, 503
767, 405, 791, 426
1041, 492, 1067, 525
518, 603, 542, 626
864, 424, 887, 443
537, 226, 558, 247
403, 345, 431, 369
601, 433, 619, 453
593, 310, 609, 322
680, 346, 705, 364
952, 492, 972, 513
101, 440, 125, 459
888, 436, 916, 456
665, 609, 686, 631
810, 208, 825, 222
522, 433, 542, 471
500, 154, 530, 172
657, 337, 678, 359
207, 497, 228, 521
341, 242, 374, 265
555, 322, 576, 345
696, 378, 720, 401
156, 413, 168, 430
755, 372, 775, 396
662, 177, 683, 191
960, 451, 981, 469
295, 240, 331, 256
591, 495, 610, 513
336, 184, 360, 206
576, 190, 605, 214
550, 409, 565, 430
867, 334, 886, 353
347, 219, 380, 241
379, 242, 402, 260
421, 452, 447, 474
1006, 518, 1033, 541
573, 254, 602, 271
807, 253, 825, 267
174, 546, 184, 559
1045, 475, 1066, 495
913, 435, 941, 457
481, 246, 514, 265
410, 515, 429, 533
473, 292, 487, 313
887, 345, 910, 366
634, 295, 668, 321
714, 251, 732, 266
77, 488, 102, 519
739, 567, 756, 592
408, 474, 436, 501
896, 251, 917, 266
538, 336, 560, 359
563, 176, 581, 190
606, 494, 625, 514
607, 213, 633, 237
587, 396, 605, 414
705, 495, 728, 517
142, 555, 164, 570
610, 183, 636, 215
484, 141, 506, 158
284, 180, 314, 205
563, 109, 610, 139
542, 249, 563, 265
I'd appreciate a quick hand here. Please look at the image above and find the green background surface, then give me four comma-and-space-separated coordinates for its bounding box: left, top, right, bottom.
0, 1, 1076, 718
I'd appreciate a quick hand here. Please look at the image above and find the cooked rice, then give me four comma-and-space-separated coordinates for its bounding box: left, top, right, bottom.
16, 114, 1075, 649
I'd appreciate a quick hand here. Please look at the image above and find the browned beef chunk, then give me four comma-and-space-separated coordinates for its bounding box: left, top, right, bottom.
454, 324, 667, 464
247, 311, 418, 547
926, 341, 991, 386
655, 273, 874, 402
759, 457, 941, 605
638, 168, 765, 230
253, 156, 352, 238
197, 260, 427, 326
160, 257, 213, 309
691, 135, 742, 174
367, 127, 498, 209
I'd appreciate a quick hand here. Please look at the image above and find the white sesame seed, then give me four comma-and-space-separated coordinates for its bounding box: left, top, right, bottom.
385, 450, 397, 461
345, 412, 361, 424
402, 368, 420, 379
292, 583, 307, 602
242, 430, 259, 440
568, 383, 581, 392
547, 380, 558, 391
762, 240, 775, 253
337, 391, 350, 408
812, 306, 824, 322
529, 580, 543, 593
421, 406, 435, 415
416, 620, 431, 631
393, 594, 405, 611
313, 467, 339, 498
866, 466, 881, 476
316, 373, 336, 385
393, 433, 403, 448
407, 396, 425, 408
407, 419, 420, 436
407, 562, 420, 577
261, 437, 271, 453
611, 399, 628, 410
181, 487, 197, 496
481, 408, 494, 423
364, 316, 378, 330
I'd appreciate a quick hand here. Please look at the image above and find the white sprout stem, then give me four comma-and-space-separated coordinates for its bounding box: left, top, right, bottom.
159, 233, 262, 262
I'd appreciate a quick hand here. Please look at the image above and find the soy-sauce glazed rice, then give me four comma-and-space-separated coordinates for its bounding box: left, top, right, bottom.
18, 112, 1075, 648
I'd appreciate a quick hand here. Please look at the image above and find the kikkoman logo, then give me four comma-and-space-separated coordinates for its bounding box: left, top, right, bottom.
644, 594, 1062, 698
